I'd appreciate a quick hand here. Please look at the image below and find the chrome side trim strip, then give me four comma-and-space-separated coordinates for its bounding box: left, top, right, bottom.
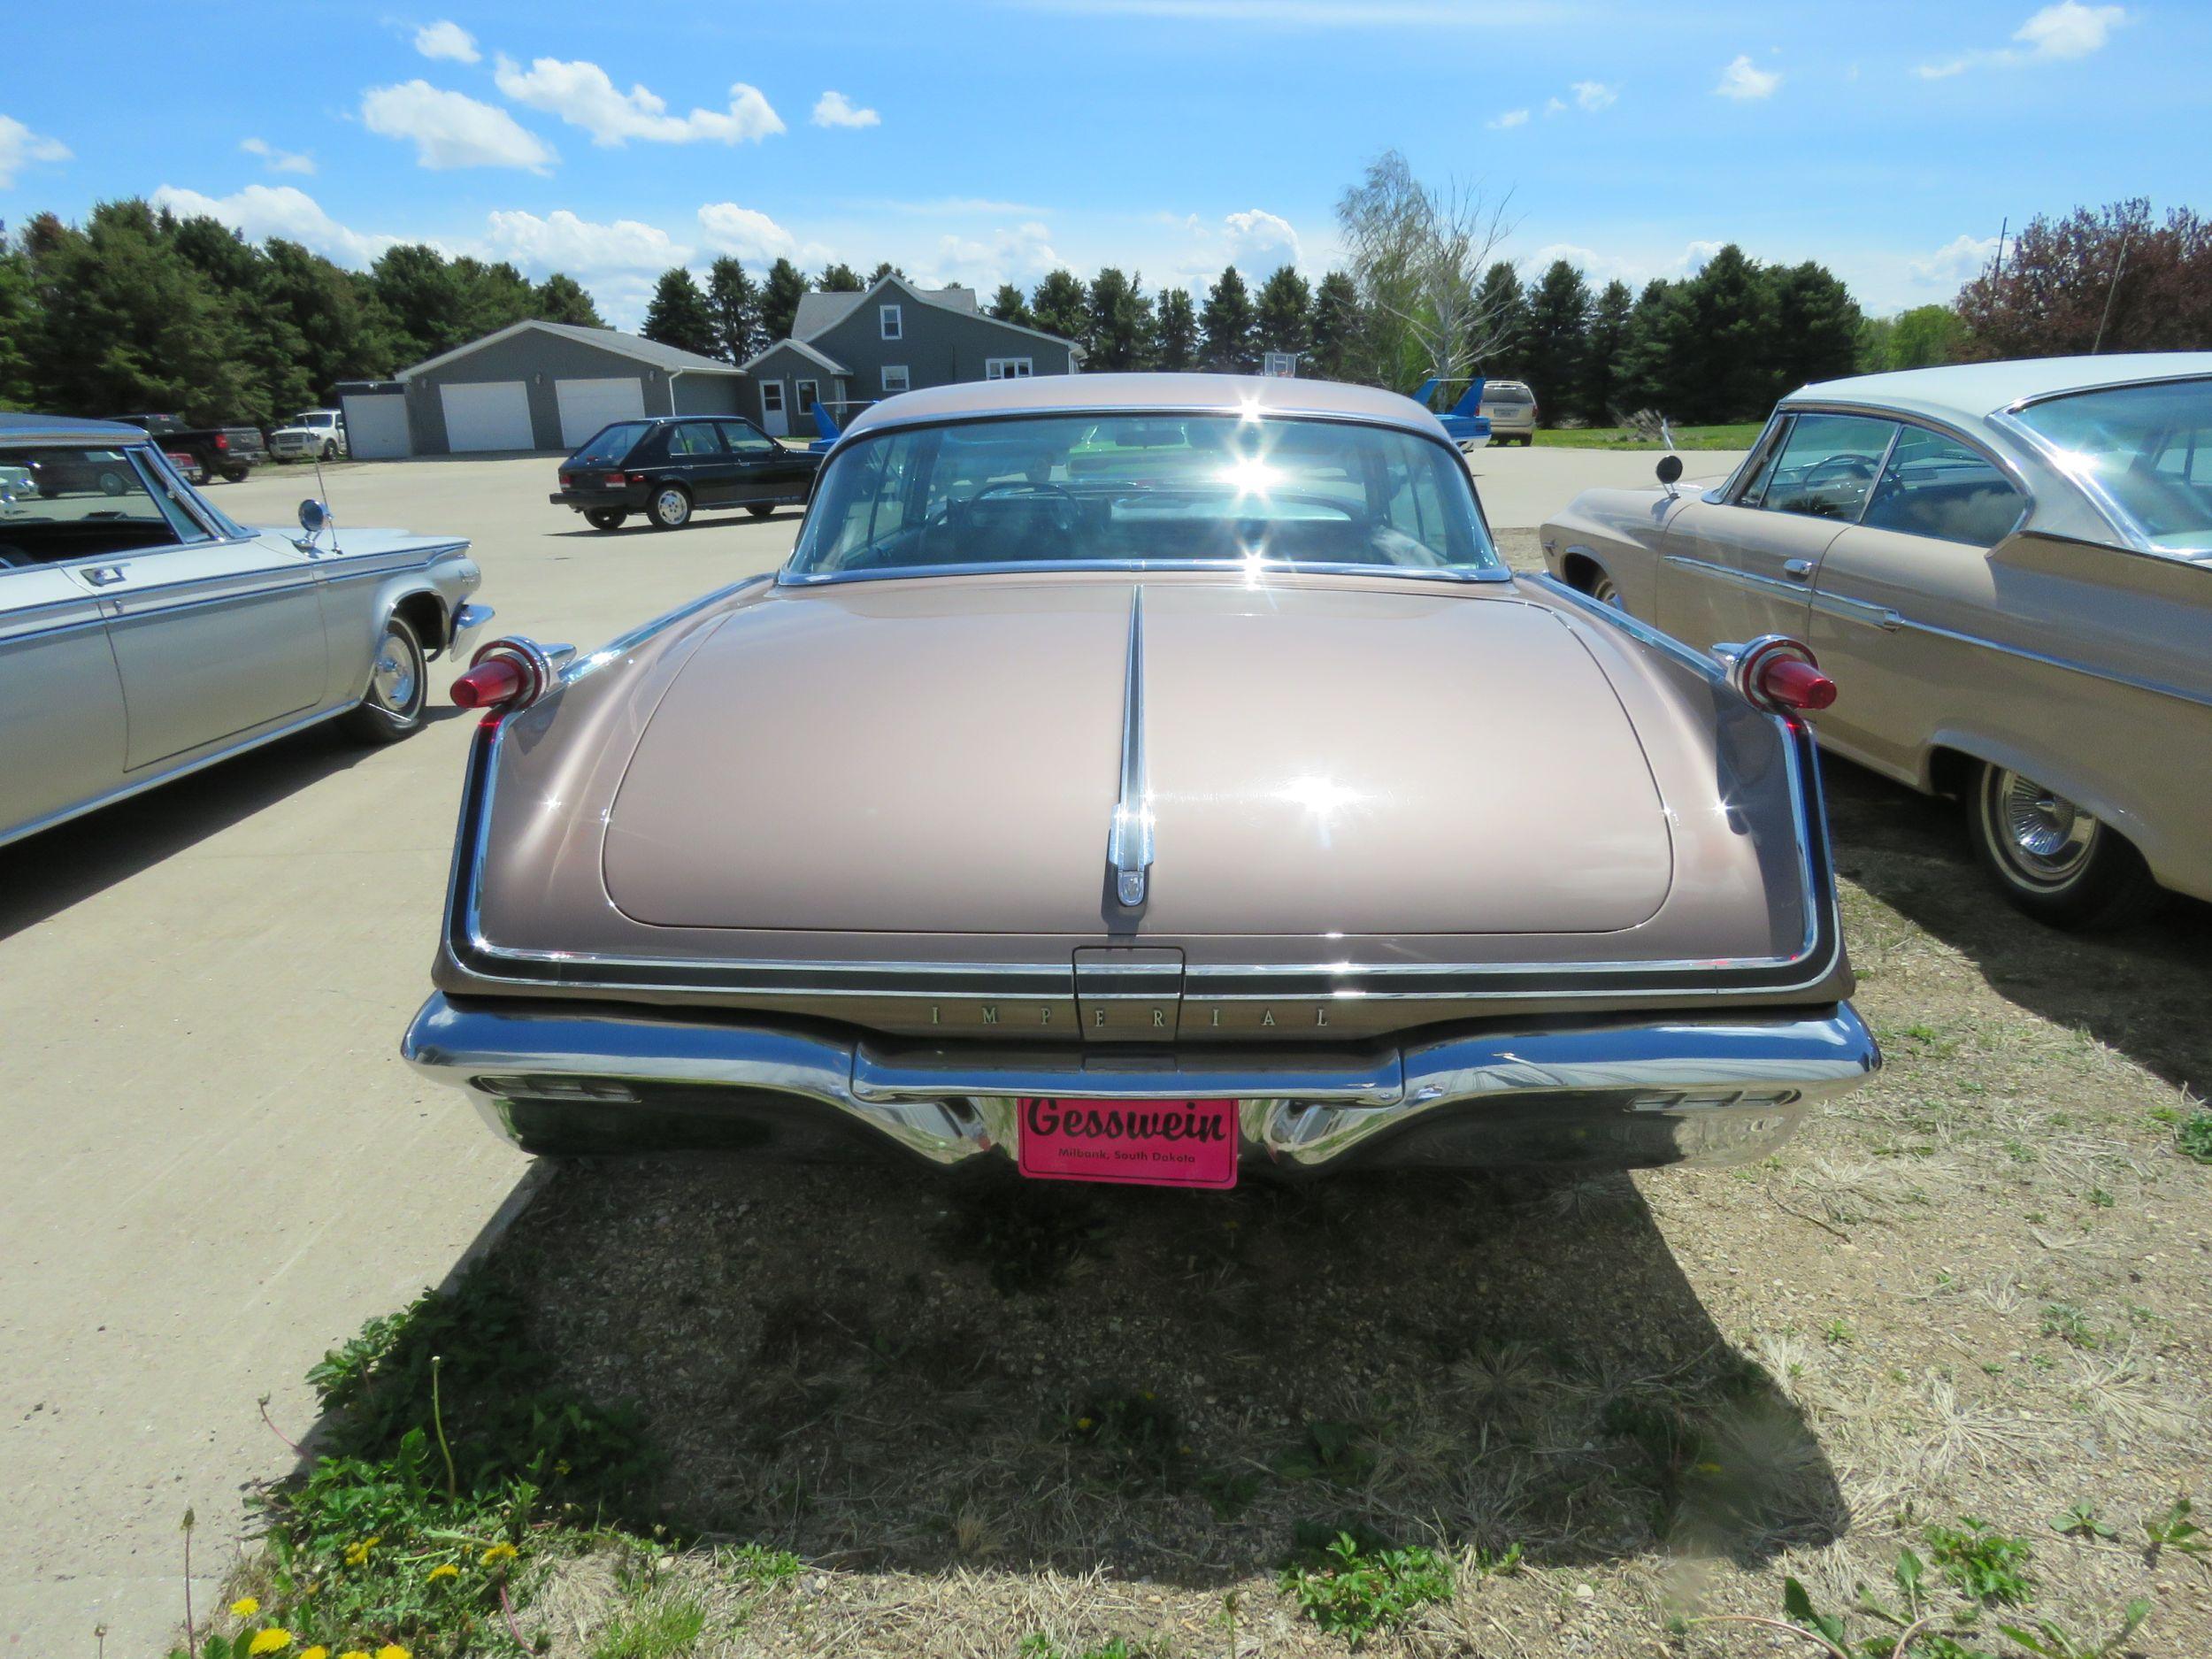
1106, 585, 1153, 908
1659, 552, 1811, 602
1886, 611, 2212, 710
1524, 572, 1727, 684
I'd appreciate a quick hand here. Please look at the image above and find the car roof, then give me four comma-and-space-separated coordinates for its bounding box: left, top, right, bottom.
836, 372, 1450, 445
1790, 352, 2212, 424
0, 412, 150, 446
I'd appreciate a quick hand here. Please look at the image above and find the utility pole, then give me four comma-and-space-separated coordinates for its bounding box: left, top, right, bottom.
2091, 225, 2131, 355
1990, 216, 2008, 286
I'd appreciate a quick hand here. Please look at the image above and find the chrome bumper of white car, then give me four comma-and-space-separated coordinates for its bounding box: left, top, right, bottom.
402, 994, 1878, 1172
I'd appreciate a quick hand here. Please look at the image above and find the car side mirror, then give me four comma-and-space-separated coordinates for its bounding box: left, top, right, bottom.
297, 499, 327, 534
1655, 455, 1684, 487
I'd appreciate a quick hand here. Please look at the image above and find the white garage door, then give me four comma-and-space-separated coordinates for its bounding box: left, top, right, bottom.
439, 381, 534, 452
555, 376, 649, 449
338, 393, 411, 460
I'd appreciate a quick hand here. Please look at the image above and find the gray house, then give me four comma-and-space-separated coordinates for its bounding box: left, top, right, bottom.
739, 273, 1080, 437
396, 320, 749, 455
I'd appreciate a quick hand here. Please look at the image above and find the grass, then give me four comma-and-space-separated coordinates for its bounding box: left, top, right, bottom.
1530, 421, 1763, 450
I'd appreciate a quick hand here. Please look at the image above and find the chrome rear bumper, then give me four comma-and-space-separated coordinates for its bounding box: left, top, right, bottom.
403, 995, 1878, 1173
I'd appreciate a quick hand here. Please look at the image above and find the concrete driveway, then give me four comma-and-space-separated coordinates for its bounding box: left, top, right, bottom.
0, 438, 1742, 1654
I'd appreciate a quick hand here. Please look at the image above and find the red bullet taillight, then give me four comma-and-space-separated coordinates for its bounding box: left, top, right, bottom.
1727, 635, 1836, 718
450, 637, 559, 720
214, 432, 229, 450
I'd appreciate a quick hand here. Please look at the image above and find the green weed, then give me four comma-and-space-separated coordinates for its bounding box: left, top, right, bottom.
1924, 1517, 2033, 1605
589, 1597, 704, 1659
1279, 1531, 1452, 1645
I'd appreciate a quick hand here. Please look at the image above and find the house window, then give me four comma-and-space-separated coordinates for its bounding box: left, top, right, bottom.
985, 357, 1034, 380
881, 365, 910, 395
879, 304, 902, 341
795, 380, 818, 414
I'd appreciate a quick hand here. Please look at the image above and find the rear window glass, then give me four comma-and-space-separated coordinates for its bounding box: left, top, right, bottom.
1486, 385, 1533, 403
568, 422, 649, 467
2011, 376, 2212, 552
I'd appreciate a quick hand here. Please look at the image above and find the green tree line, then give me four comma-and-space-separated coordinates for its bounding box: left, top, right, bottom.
0, 197, 603, 424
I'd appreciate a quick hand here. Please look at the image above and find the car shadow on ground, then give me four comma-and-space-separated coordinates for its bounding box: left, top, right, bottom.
1821, 756, 2212, 1094
0, 712, 465, 942
431, 1156, 1845, 1588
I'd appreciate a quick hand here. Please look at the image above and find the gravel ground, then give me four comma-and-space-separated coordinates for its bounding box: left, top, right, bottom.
389, 532, 2212, 1657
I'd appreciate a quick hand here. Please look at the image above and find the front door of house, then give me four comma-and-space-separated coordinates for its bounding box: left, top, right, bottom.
760, 380, 788, 439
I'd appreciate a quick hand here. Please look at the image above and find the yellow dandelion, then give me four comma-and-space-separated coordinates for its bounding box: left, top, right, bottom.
1076, 1417, 1094, 1430
248, 1629, 293, 1655
554, 1460, 572, 1477
300, 1647, 329, 1659
339, 1651, 371, 1659
376, 1646, 411, 1659
426, 1563, 460, 1582
480, 1543, 518, 1566
230, 1599, 261, 1619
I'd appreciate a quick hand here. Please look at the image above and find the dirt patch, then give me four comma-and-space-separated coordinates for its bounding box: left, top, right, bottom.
463, 544, 2212, 1654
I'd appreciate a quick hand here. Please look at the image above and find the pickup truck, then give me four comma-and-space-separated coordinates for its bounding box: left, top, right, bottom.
105, 413, 266, 483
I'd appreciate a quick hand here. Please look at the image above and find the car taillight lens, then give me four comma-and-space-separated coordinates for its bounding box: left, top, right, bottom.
559, 472, 573, 488
1727, 635, 1836, 717
611, 472, 632, 488
451, 637, 559, 720
214, 433, 229, 449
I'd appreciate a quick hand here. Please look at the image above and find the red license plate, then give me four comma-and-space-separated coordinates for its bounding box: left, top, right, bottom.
1016, 1096, 1238, 1189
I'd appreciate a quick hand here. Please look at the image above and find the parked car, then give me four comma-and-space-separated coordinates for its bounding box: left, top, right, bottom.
1479, 380, 1539, 446
269, 409, 349, 462
0, 414, 490, 849
405, 373, 1877, 1180
1540, 353, 2212, 928
549, 414, 824, 531
105, 412, 265, 483
1409, 378, 1491, 451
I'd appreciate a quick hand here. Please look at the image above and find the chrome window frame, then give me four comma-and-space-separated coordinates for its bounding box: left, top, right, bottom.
1992, 372, 2212, 557
778, 408, 1513, 588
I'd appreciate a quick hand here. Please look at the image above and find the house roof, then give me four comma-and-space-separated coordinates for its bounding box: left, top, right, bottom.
737, 336, 851, 377
793, 279, 979, 341
396, 319, 745, 381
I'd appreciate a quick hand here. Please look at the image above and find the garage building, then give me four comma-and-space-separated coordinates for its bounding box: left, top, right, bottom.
396, 321, 749, 456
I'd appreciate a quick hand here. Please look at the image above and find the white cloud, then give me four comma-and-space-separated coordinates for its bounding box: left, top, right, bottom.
925, 221, 1064, 290
361, 81, 556, 172
412, 19, 480, 64
0, 114, 71, 187
1919, 1, 2124, 76
480, 208, 689, 274
149, 183, 397, 267
1909, 232, 2000, 286
696, 201, 801, 263
493, 57, 784, 146
1715, 55, 1782, 99
811, 90, 879, 129
1222, 207, 1301, 270
2016, 1, 2125, 58
241, 136, 315, 174
1571, 80, 1617, 111
1543, 96, 1567, 116
1487, 108, 1530, 129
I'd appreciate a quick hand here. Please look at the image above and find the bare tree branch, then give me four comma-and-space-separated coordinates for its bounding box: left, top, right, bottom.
1335, 150, 1518, 391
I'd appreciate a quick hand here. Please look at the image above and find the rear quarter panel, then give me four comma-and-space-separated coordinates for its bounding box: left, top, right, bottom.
1540, 487, 1687, 617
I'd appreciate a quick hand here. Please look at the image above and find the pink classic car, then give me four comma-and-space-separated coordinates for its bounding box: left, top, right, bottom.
403, 374, 1876, 1186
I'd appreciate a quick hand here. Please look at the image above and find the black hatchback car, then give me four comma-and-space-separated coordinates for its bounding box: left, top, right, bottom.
551, 415, 823, 532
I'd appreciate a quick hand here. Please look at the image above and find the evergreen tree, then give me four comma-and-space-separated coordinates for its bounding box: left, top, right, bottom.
1680, 244, 1776, 421
866, 260, 905, 284
1765, 260, 1863, 401
761, 257, 806, 342
1084, 266, 1155, 371
1471, 261, 1526, 377
818, 262, 864, 292
1254, 265, 1313, 362
170, 213, 312, 419
264, 238, 404, 393
1154, 288, 1198, 371
1519, 258, 1591, 426
987, 282, 1033, 327
445, 257, 539, 343
0, 242, 42, 409
1030, 269, 1088, 342
1615, 279, 1693, 415
1308, 271, 1363, 381
1579, 279, 1633, 425
533, 273, 603, 327
1200, 265, 1256, 371
705, 257, 762, 364
29, 200, 262, 426
370, 243, 469, 364
641, 267, 718, 357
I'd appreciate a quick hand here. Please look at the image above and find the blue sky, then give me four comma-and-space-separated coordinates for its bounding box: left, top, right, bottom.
0, 1, 2200, 329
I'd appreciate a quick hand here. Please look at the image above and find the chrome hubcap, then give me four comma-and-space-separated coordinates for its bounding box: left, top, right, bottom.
370, 626, 419, 712
1991, 767, 2095, 885
1591, 573, 1622, 607
657, 489, 687, 524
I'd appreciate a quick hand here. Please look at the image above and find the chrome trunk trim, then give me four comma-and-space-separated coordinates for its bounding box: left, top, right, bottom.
1105, 585, 1153, 908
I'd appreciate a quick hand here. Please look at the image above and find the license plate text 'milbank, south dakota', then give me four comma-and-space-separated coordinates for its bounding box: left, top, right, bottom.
1015, 1096, 1240, 1188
